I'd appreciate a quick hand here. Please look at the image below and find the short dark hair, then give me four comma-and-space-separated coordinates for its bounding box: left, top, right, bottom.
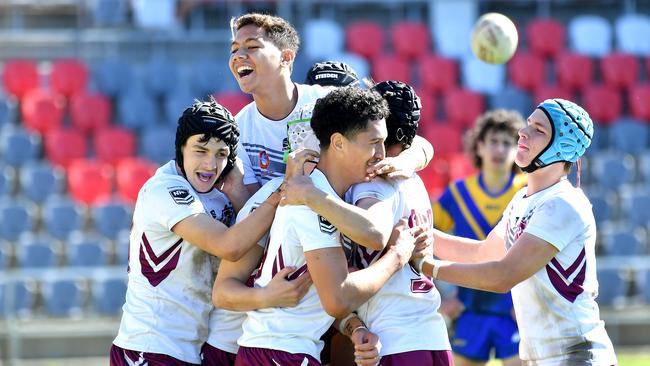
464, 109, 524, 171
311, 86, 389, 149
232, 13, 300, 53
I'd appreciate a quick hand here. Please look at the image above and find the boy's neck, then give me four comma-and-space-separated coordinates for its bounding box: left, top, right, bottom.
525, 163, 567, 196
316, 154, 352, 198
481, 168, 512, 194
253, 77, 298, 121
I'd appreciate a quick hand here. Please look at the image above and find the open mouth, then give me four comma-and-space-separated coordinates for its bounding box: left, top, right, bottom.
197, 172, 215, 182
237, 65, 254, 78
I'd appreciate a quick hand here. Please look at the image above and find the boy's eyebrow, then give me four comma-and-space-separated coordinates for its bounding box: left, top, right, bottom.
231, 37, 263, 46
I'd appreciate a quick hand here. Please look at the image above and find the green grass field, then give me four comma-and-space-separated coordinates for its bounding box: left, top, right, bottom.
486, 351, 650, 366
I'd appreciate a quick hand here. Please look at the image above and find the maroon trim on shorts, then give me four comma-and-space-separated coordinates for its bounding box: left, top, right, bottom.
200, 342, 238, 366
379, 350, 453, 366
110, 344, 200, 366
235, 346, 321, 366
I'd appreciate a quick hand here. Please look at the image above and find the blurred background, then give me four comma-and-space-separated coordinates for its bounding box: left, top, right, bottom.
0, 0, 649, 364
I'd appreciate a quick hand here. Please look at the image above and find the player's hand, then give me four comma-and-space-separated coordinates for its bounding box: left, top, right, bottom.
350, 327, 381, 366
440, 296, 465, 321
285, 148, 319, 179
218, 157, 245, 194
264, 266, 312, 308
386, 219, 416, 267
410, 225, 434, 261
279, 175, 316, 206
366, 156, 417, 180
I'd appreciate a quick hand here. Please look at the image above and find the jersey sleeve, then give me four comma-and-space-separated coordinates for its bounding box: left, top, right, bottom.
348, 178, 397, 205
524, 195, 582, 251
236, 142, 258, 186
141, 177, 206, 231
432, 187, 454, 232
235, 178, 283, 248
288, 206, 341, 253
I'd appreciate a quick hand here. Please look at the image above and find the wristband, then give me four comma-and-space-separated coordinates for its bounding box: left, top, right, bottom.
417, 255, 433, 274
338, 312, 357, 334
431, 260, 451, 279
350, 325, 368, 336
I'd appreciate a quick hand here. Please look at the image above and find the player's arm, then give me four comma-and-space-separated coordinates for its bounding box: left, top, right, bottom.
172, 190, 281, 261
421, 232, 558, 293
305, 222, 414, 318
236, 141, 262, 195
366, 135, 433, 179
333, 313, 380, 366
213, 246, 312, 311
219, 157, 250, 213
432, 227, 506, 263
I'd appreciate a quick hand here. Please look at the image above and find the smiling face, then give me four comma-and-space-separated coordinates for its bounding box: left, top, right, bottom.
516, 109, 552, 168
181, 134, 230, 193
340, 119, 387, 184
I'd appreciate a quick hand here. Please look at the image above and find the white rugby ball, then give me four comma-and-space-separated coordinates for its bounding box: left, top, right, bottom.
471, 13, 518, 64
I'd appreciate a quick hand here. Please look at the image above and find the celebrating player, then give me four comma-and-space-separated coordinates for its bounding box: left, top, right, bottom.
433, 109, 526, 366
415, 99, 618, 365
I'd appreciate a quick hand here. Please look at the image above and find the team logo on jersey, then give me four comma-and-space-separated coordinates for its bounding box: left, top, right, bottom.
219, 203, 235, 226
169, 188, 194, 205
259, 150, 270, 169
318, 215, 336, 234
410, 275, 434, 293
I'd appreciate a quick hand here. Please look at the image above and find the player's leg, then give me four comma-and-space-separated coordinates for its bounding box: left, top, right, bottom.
492, 315, 520, 366
451, 312, 491, 366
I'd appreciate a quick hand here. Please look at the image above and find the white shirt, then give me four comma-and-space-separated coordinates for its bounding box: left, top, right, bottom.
238, 169, 342, 361
494, 179, 616, 363
348, 175, 450, 356
206, 178, 283, 354
235, 83, 327, 186
113, 161, 233, 364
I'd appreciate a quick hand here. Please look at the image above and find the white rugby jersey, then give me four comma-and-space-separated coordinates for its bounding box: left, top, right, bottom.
235, 83, 327, 186
206, 177, 283, 354
113, 160, 234, 364
348, 175, 450, 356
238, 169, 342, 361
494, 179, 616, 363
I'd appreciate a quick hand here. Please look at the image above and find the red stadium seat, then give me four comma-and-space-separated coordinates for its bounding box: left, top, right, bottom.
49, 59, 88, 97
415, 88, 436, 127
447, 153, 478, 181
417, 55, 458, 94
533, 84, 574, 104
116, 158, 157, 203
390, 21, 431, 60
443, 89, 485, 129
44, 128, 87, 167
421, 124, 463, 158
21, 88, 65, 134
69, 92, 112, 135
555, 52, 594, 91
601, 53, 639, 90
94, 127, 136, 165
212, 92, 251, 116
526, 18, 566, 58
2, 59, 40, 99
418, 158, 449, 200
629, 83, 650, 122
67, 159, 114, 204
508, 52, 546, 92
345, 21, 384, 60
372, 54, 411, 84
582, 85, 622, 125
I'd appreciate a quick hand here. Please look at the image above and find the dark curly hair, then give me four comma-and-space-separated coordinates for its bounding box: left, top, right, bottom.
311, 86, 389, 149
231, 13, 300, 53
373, 80, 421, 150
464, 108, 524, 171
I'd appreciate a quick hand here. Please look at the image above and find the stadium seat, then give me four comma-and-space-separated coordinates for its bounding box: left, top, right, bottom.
414, 88, 436, 126
139, 126, 174, 165
0, 126, 41, 167
609, 118, 649, 155
2, 59, 40, 99
189, 59, 227, 98
431, 0, 475, 58
115, 158, 157, 203
117, 88, 160, 131
601, 226, 646, 256
19, 161, 65, 203
0, 92, 17, 127
372, 54, 411, 85
628, 83, 650, 122
327, 52, 370, 81
42, 195, 85, 241
303, 19, 345, 60
143, 57, 180, 99
89, 0, 128, 27
0, 200, 36, 241
601, 53, 639, 90
390, 21, 430, 60
568, 15, 612, 57
91, 200, 133, 240
417, 55, 458, 94
67, 159, 114, 204
586, 192, 615, 225
533, 84, 574, 105
92, 273, 127, 315
596, 269, 626, 306
418, 157, 450, 200
508, 52, 546, 92
619, 187, 650, 227
638, 152, 650, 183
41, 277, 85, 317
163, 87, 196, 126
345, 21, 384, 60
92, 58, 134, 98
581, 85, 622, 125
16, 233, 59, 268
614, 14, 650, 56
20, 88, 65, 134
642, 269, 650, 304
461, 57, 505, 95
590, 152, 635, 190
555, 53, 594, 91
447, 153, 478, 181
93, 126, 136, 165
420, 124, 463, 157
69, 92, 112, 135
526, 18, 566, 58
0, 164, 16, 197
0, 240, 9, 271
66, 232, 110, 267
443, 88, 485, 129
0, 279, 37, 318
49, 59, 88, 97
44, 128, 87, 168
212, 91, 251, 116
115, 229, 130, 266
488, 85, 532, 117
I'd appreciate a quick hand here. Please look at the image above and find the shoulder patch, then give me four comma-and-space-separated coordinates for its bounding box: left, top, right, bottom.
169, 188, 195, 205
318, 215, 336, 234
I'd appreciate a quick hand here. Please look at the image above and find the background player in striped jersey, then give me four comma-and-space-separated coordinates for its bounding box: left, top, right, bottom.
433, 109, 526, 366
415, 99, 617, 366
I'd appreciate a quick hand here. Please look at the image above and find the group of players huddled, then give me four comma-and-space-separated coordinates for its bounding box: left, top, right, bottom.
109, 13, 618, 366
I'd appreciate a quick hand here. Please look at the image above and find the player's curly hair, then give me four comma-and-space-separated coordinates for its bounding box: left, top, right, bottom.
464, 109, 524, 171
231, 13, 300, 53
311, 86, 389, 149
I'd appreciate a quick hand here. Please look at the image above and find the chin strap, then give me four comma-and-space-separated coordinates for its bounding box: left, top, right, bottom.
576, 158, 581, 188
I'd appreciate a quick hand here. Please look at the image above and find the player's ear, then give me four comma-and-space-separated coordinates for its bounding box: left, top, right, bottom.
280, 49, 295, 66
331, 133, 344, 151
